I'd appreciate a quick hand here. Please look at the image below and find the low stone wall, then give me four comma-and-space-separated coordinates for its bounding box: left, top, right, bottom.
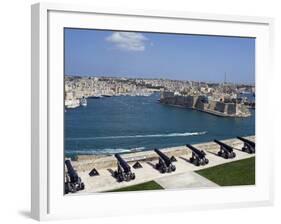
71, 136, 255, 172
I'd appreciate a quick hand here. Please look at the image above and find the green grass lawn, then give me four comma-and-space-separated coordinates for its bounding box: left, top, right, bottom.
196, 157, 255, 186
107, 180, 164, 192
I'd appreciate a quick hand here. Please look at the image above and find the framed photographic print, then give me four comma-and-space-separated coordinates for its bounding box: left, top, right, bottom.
31, 2, 274, 221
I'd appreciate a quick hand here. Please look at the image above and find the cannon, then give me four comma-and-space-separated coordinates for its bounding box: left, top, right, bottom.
64, 160, 85, 194
237, 136, 255, 154
154, 149, 176, 173
113, 154, 135, 182
186, 144, 209, 166
214, 139, 236, 159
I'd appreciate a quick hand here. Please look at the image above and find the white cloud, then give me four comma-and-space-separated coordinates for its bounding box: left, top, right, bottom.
106, 32, 148, 51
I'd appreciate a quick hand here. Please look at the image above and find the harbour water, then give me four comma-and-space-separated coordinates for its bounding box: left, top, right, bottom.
65, 93, 255, 157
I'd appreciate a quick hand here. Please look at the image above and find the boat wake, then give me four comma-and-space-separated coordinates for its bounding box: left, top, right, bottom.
66, 131, 207, 141
66, 147, 146, 155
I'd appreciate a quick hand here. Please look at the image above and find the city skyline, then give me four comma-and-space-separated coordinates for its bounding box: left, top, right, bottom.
65, 28, 255, 84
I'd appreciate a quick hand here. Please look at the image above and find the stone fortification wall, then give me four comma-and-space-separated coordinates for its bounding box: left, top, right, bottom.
226, 103, 237, 115
160, 95, 195, 108
214, 101, 226, 113
160, 93, 250, 117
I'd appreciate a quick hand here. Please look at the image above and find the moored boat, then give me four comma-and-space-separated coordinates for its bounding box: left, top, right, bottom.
80, 97, 87, 107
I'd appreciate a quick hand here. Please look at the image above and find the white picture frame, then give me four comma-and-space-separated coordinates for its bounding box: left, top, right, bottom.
31, 2, 274, 221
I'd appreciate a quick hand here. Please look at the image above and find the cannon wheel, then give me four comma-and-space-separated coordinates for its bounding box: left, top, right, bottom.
194, 159, 200, 166
124, 173, 130, 182
69, 184, 77, 193
129, 173, 136, 180
161, 167, 167, 173
65, 183, 70, 194
243, 147, 250, 153
171, 165, 176, 172
117, 175, 124, 182
80, 182, 85, 190
130, 173, 135, 180
113, 171, 118, 178
200, 159, 206, 166
155, 163, 160, 170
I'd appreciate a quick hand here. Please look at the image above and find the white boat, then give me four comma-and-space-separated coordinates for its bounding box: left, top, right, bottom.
80, 97, 87, 107
65, 99, 80, 109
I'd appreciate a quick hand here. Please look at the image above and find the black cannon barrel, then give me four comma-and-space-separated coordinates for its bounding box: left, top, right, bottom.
65, 160, 79, 182
154, 149, 171, 166
237, 136, 255, 148
214, 139, 233, 152
186, 144, 205, 158
115, 154, 131, 173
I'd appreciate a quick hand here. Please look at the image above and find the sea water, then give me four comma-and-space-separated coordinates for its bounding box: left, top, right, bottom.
65, 93, 255, 156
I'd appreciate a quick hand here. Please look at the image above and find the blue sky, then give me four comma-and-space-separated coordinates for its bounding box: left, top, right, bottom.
64, 28, 255, 84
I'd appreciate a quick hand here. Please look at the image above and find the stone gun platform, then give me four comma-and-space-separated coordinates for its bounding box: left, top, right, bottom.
69, 136, 255, 193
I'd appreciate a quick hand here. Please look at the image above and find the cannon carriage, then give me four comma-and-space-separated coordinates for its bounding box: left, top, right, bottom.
64, 160, 85, 194
214, 139, 236, 159
237, 136, 255, 154
154, 149, 176, 173
186, 144, 209, 166
113, 154, 136, 182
